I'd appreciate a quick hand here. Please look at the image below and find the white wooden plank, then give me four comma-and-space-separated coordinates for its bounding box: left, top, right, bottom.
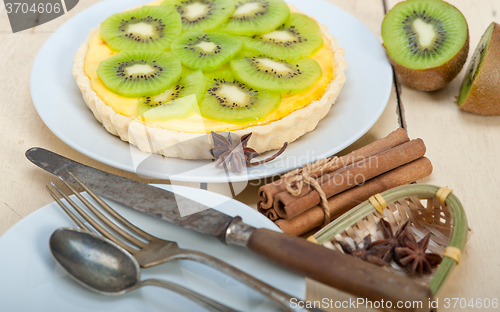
386, 0, 500, 307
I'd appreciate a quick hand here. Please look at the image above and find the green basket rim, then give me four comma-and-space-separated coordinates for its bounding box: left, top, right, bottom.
313, 184, 468, 295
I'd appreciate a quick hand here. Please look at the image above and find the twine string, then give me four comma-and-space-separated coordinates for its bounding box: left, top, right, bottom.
283, 156, 339, 226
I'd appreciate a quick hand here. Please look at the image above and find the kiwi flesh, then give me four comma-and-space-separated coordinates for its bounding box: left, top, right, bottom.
239, 13, 324, 60
163, 0, 235, 32
218, 0, 290, 36
458, 22, 500, 116
230, 54, 322, 94
97, 50, 182, 97
140, 94, 199, 121
201, 65, 234, 82
171, 32, 242, 71
100, 6, 182, 52
199, 70, 281, 123
382, 0, 469, 91
137, 69, 206, 119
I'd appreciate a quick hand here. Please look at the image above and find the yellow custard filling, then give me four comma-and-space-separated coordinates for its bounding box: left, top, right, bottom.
84, 12, 335, 133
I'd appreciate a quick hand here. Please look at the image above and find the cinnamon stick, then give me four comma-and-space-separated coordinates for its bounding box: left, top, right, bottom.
257, 201, 280, 221
266, 209, 280, 221
274, 139, 427, 219
275, 157, 433, 236
257, 128, 410, 209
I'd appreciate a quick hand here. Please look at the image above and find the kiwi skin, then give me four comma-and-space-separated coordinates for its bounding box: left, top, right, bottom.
385, 37, 469, 91
383, 1, 469, 92
459, 22, 500, 116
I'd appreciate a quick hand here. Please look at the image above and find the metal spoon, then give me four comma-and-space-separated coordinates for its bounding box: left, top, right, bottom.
49, 227, 237, 312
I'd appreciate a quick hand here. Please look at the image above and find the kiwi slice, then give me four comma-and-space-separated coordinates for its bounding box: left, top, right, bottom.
100, 6, 182, 52
239, 13, 324, 60
382, 0, 469, 91
140, 94, 199, 121
97, 50, 182, 98
458, 22, 500, 116
230, 54, 322, 94
199, 71, 281, 123
201, 65, 234, 82
171, 32, 242, 71
162, 0, 235, 32
218, 0, 290, 36
137, 69, 206, 119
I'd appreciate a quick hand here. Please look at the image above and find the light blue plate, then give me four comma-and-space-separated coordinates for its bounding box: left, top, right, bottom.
0, 185, 305, 311
30, 0, 392, 182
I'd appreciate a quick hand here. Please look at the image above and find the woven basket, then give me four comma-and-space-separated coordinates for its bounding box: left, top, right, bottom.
312, 184, 468, 295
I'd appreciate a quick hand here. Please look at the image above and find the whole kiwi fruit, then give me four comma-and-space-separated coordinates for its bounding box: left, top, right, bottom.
382, 0, 469, 91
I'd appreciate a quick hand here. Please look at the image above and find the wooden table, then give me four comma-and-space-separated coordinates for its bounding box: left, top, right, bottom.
1, 0, 499, 311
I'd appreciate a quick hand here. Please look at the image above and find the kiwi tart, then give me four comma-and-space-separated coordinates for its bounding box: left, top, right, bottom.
382, 0, 469, 91
73, 0, 347, 159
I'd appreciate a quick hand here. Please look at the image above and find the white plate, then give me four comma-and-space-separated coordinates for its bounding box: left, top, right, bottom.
30, 0, 392, 182
0, 185, 305, 311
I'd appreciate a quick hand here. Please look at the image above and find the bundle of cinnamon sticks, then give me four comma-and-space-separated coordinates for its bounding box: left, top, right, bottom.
257, 128, 433, 236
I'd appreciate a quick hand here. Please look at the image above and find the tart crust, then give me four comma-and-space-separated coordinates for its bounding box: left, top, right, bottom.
73, 8, 347, 160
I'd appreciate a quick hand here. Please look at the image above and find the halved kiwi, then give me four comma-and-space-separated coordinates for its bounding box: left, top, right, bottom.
382, 0, 469, 91
458, 22, 500, 116
218, 0, 290, 36
199, 70, 281, 123
162, 0, 235, 32
230, 54, 322, 94
97, 50, 182, 97
100, 6, 182, 51
170, 32, 242, 71
239, 13, 324, 60
137, 69, 206, 119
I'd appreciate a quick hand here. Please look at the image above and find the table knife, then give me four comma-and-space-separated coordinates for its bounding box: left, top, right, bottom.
26, 147, 432, 311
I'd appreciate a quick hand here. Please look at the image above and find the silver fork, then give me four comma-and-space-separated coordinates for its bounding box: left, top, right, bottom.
47, 173, 302, 312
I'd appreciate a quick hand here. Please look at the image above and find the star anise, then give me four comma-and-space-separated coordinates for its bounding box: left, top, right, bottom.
209, 132, 288, 174
337, 235, 390, 266
370, 220, 411, 264
394, 233, 442, 275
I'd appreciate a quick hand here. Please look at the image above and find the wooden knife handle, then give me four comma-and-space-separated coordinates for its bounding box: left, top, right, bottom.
247, 228, 432, 312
